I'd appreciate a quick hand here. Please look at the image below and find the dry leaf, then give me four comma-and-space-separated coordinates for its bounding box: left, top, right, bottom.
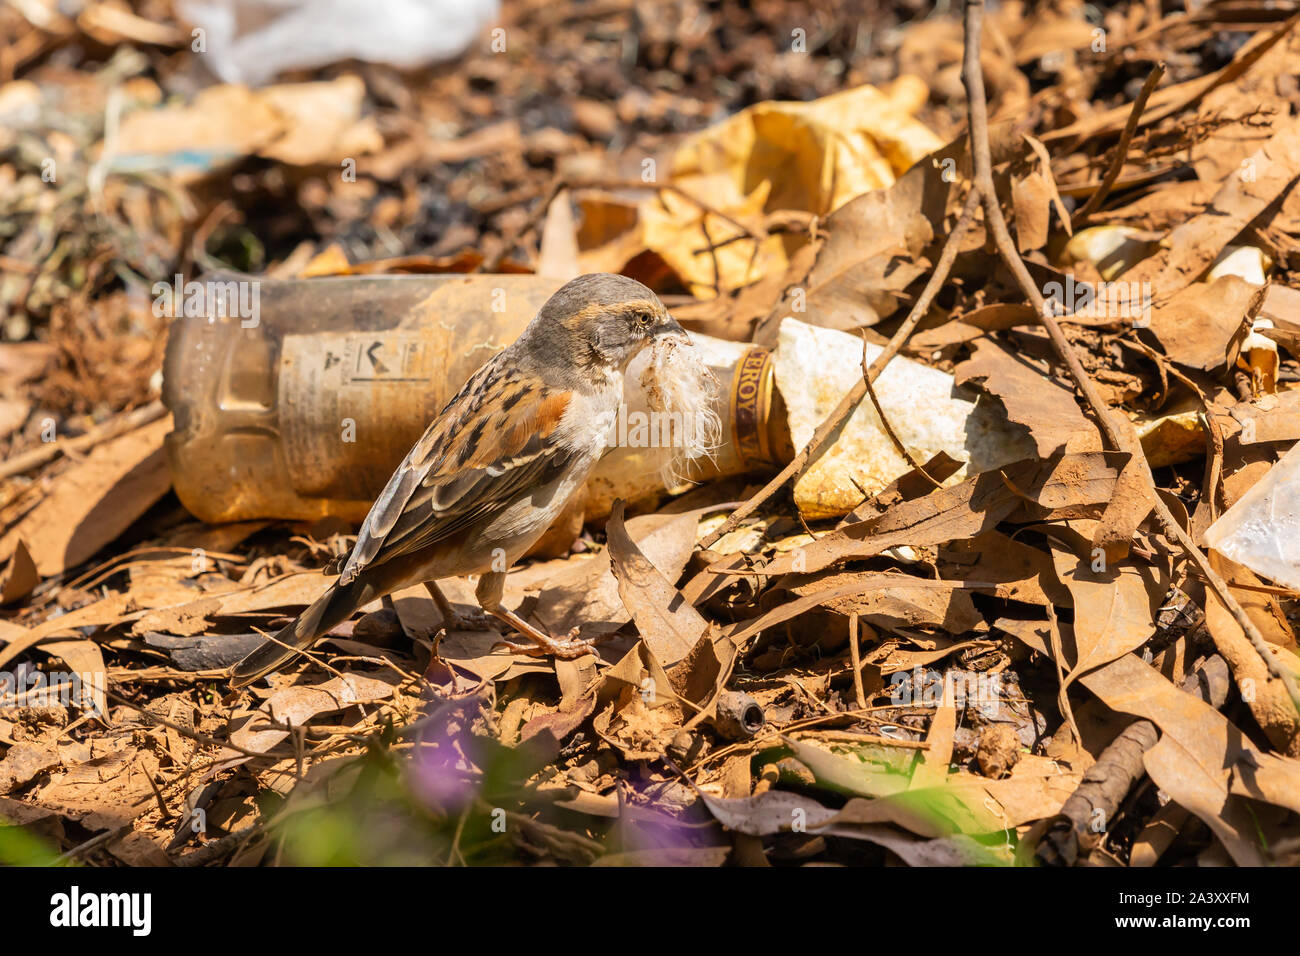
605, 501, 707, 666
0, 417, 172, 578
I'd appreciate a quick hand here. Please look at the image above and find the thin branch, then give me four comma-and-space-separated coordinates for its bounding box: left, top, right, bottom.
860, 331, 942, 488
108, 689, 269, 760
1046, 602, 1080, 745
0, 399, 165, 481
1071, 62, 1166, 226
849, 613, 867, 710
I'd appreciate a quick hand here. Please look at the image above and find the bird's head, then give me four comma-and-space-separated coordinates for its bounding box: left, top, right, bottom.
530, 273, 686, 373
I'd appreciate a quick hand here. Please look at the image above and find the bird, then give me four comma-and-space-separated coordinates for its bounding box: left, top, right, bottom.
229, 273, 687, 689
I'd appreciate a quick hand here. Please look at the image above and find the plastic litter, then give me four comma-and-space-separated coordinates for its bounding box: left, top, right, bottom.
772, 319, 1036, 520
1204, 440, 1300, 591
177, 0, 500, 86
162, 274, 791, 527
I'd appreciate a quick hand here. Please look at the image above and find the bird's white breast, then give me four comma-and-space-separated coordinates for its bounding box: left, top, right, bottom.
467, 374, 624, 569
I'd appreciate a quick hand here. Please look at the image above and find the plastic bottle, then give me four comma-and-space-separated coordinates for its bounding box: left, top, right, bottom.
161, 273, 792, 526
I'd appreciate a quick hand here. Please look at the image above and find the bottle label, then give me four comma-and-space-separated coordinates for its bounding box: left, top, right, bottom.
278, 330, 445, 498
730, 347, 774, 466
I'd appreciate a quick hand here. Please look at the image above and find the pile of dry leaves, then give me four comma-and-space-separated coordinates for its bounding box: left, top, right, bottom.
3, 0, 1300, 868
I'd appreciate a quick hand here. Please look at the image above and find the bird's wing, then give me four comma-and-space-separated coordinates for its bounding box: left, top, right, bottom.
338, 357, 580, 584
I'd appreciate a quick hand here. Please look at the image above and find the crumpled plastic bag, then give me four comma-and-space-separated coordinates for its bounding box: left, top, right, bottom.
1205, 441, 1300, 591
178, 0, 500, 86
773, 319, 1037, 520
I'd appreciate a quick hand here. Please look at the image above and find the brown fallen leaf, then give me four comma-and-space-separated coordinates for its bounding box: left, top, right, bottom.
939, 530, 1072, 607
954, 337, 1101, 457
871, 638, 997, 676
1228, 388, 1300, 445
605, 500, 708, 666
0, 416, 172, 578
1130, 802, 1192, 867
0, 342, 55, 385
0, 397, 27, 442
999, 620, 1269, 865
220, 673, 396, 769
754, 143, 960, 342
702, 789, 842, 835
1046, 531, 1162, 696
1141, 275, 1261, 371
1204, 550, 1300, 756
130, 570, 367, 638
0, 743, 63, 795
1231, 749, 1300, 817
911, 684, 956, 790
1187, 33, 1293, 185
1012, 168, 1052, 252
0, 539, 37, 606
759, 452, 1126, 577
784, 569, 986, 634
530, 509, 701, 635
1128, 116, 1300, 300
1040, 13, 1300, 148
724, 575, 992, 649
0, 594, 135, 671
1090, 447, 1157, 564
113, 78, 381, 174
40, 639, 108, 723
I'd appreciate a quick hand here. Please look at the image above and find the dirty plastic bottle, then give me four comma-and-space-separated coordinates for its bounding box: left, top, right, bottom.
161, 273, 792, 526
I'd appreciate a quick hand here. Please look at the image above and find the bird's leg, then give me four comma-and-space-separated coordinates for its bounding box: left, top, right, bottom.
474, 571, 598, 660
423, 580, 495, 632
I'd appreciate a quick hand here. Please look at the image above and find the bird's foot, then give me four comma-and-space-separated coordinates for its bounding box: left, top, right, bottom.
492, 626, 600, 660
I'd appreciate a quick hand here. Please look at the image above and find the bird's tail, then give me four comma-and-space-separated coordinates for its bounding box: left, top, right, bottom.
229, 577, 373, 688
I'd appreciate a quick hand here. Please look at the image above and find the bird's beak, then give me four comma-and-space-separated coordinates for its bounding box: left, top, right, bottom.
655, 312, 688, 341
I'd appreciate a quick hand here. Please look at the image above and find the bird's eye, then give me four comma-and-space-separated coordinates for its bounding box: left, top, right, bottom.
636, 311, 652, 328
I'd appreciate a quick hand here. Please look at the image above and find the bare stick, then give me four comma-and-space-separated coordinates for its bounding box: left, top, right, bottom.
1071, 62, 1166, 226
962, 0, 1299, 710
861, 332, 941, 488
699, 188, 982, 549
849, 613, 867, 710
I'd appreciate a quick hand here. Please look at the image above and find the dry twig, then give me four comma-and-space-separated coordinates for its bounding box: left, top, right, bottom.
1071, 62, 1167, 226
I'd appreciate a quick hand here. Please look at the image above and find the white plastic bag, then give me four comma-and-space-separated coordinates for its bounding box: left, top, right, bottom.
178, 0, 500, 86
1204, 440, 1300, 590
773, 319, 1038, 520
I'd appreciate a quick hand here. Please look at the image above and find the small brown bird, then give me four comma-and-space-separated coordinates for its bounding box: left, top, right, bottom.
230, 273, 687, 688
